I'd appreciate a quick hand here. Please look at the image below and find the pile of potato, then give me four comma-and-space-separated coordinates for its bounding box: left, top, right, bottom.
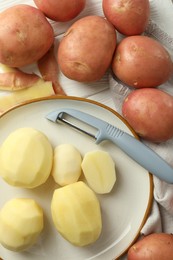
0, 0, 173, 258
0, 0, 172, 141
0, 127, 116, 251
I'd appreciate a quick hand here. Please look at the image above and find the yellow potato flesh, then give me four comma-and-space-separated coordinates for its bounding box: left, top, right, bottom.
0, 80, 54, 115
51, 181, 102, 246
51, 144, 82, 186
0, 128, 53, 188
0, 198, 44, 251
81, 150, 116, 194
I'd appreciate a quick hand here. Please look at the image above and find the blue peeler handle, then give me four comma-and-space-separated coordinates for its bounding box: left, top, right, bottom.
46, 108, 173, 183
97, 124, 173, 183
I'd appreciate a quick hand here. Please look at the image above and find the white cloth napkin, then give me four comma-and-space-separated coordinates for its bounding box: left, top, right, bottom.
109, 19, 173, 236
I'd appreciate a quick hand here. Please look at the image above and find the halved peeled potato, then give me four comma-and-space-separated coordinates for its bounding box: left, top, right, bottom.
51, 181, 102, 246
81, 150, 116, 194
0, 128, 53, 188
0, 198, 44, 252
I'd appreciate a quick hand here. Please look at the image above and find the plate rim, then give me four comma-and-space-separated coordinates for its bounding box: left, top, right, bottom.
0, 95, 153, 259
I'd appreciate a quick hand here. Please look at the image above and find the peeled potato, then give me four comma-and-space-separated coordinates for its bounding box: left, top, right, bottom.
51, 144, 82, 186
0, 128, 53, 188
51, 181, 102, 246
81, 150, 116, 194
0, 198, 44, 252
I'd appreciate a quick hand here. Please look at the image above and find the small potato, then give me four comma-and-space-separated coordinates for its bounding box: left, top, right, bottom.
51, 144, 82, 186
103, 0, 150, 35
112, 35, 172, 88
127, 233, 173, 260
0, 4, 54, 67
81, 150, 116, 194
122, 88, 173, 142
34, 0, 86, 22
57, 15, 117, 82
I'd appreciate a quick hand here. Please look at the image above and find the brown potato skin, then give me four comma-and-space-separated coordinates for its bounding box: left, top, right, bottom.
34, 0, 86, 22
57, 16, 117, 82
122, 88, 173, 142
0, 4, 54, 68
127, 233, 173, 260
112, 35, 172, 88
103, 0, 150, 36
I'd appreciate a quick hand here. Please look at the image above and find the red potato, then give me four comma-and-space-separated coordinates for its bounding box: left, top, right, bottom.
122, 88, 173, 142
102, 0, 150, 36
112, 35, 172, 88
0, 4, 54, 68
127, 233, 173, 260
57, 16, 117, 82
34, 0, 86, 22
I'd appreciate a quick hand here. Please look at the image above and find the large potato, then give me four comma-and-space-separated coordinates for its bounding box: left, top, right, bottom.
34, 0, 86, 22
122, 88, 173, 142
51, 181, 102, 246
127, 233, 173, 260
0, 4, 54, 68
103, 0, 150, 35
57, 15, 117, 82
112, 35, 172, 88
0, 128, 53, 188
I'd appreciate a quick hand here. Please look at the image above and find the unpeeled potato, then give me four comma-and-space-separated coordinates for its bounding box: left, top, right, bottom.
127, 233, 173, 260
103, 0, 150, 35
0, 4, 54, 67
57, 15, 117, 82
122, 88, 173, 142
34, 0, 86, 22
112, 35, 172, 88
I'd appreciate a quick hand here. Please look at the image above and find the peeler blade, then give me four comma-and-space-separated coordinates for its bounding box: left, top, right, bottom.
46, 108, 102, 140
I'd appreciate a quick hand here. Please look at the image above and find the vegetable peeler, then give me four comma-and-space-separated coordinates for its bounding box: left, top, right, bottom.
46, 108, 173, 184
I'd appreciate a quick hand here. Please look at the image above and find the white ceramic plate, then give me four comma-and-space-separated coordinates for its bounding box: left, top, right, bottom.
0, 96, 153, 260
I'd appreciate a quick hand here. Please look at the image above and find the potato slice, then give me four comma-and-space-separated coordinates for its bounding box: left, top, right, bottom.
0, 128, 53, 188
0, 198, 44, 252
51, 144, 82, 186
51, 181, 102, 246
81, 150, 116, 194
